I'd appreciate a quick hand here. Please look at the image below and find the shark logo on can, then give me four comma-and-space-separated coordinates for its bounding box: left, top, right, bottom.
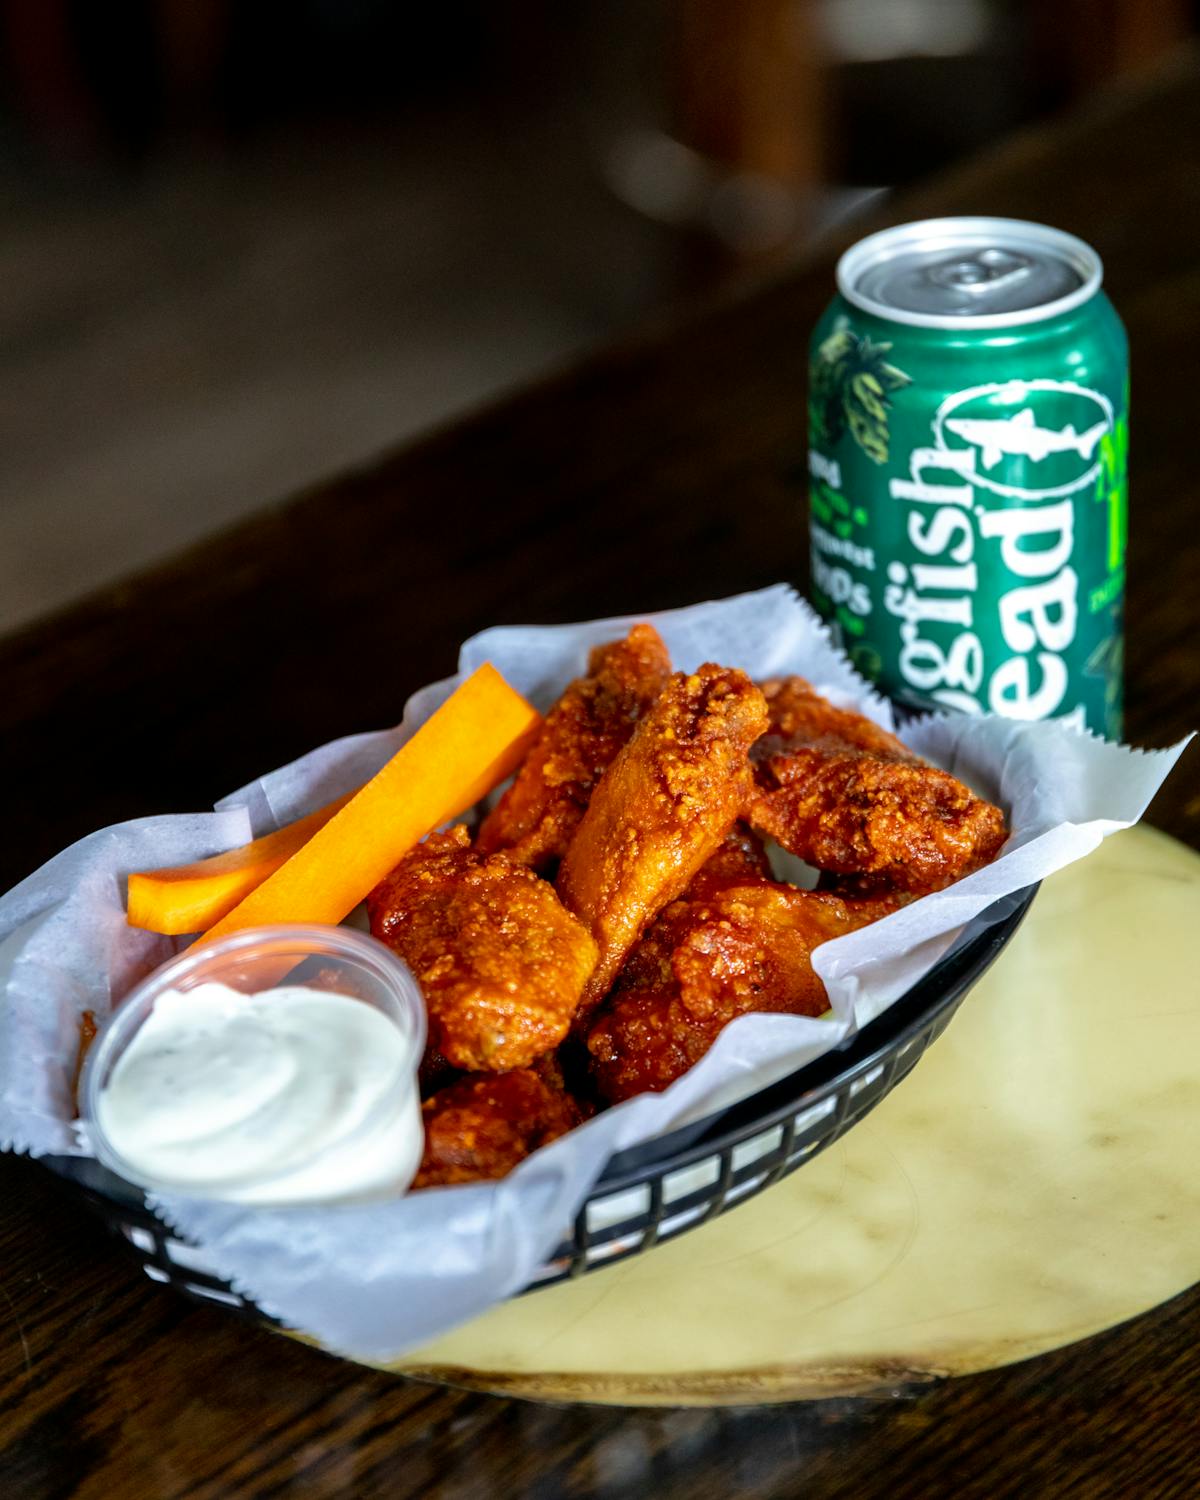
944, 407, 1109, 471
935, 379, 1114, 499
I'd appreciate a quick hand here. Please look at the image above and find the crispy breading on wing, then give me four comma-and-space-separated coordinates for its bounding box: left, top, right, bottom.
752, 750, 1008, 896
747, 676, 1007, 895
684, 823, 772, 900
476, 623, 673, 872
556, 665, 769, 1024
587, 879, 894, 1103
413, 1066, 584, 1188
756, 675, 919, 761
368, 826, 599, 1072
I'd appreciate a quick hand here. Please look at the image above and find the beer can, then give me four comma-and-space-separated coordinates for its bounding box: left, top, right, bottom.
807, 217, 1127, 738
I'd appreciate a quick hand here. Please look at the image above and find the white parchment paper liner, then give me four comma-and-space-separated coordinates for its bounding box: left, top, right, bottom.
0, 586, 1188, 1361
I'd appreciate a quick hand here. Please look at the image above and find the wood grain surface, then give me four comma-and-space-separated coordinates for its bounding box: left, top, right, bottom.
3, 49, 1200, 1500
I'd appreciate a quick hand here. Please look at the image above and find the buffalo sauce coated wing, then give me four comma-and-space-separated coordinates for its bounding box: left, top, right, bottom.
476, 623, 673, 872
748, 676, 1006, 895
755, 676, 919, 761
684, 823, 773, 899
556, 665, 769, 1026
587, 870, 898, 1103
368, 826, 598, 1072
414, 1064, 584, 1188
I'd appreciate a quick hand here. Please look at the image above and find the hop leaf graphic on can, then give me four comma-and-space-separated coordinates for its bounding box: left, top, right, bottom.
809, 321, 912, 465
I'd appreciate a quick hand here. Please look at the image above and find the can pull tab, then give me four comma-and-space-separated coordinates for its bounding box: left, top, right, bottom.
927, 248, 1034, 297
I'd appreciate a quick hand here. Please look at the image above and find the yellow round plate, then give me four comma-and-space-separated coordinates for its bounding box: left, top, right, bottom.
394, 825, 1200, 1404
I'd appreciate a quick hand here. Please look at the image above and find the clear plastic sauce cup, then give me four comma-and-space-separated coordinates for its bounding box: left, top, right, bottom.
80, 925, 427, 1206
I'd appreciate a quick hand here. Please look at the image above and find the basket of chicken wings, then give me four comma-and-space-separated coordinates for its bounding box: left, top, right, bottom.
28, 589, 1048, 1338
396, 621, 1021, 1287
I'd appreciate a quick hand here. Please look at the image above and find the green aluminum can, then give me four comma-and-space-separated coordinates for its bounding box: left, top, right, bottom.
808, 217, 1127, 738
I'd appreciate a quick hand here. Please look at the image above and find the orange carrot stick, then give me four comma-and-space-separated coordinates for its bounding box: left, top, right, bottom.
195, 664, 542, 947
127, 792, 356, 936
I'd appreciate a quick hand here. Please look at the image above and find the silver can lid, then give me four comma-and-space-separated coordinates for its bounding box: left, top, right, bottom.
837, 218, 1103, 329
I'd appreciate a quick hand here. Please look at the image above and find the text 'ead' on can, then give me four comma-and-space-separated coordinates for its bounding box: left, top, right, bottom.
808, 217, 1127, 739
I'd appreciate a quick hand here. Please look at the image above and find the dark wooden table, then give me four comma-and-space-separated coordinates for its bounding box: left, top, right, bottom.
3, 50, 1200, 1500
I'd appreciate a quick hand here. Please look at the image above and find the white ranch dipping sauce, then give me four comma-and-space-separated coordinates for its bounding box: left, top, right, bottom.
96, 982, 422, 1205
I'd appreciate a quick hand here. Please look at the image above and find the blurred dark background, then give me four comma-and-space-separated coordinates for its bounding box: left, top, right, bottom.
0, 0, 1193, 633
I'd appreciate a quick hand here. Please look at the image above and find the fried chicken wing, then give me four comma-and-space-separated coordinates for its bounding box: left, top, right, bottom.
755, 675, 919, 761
684, 823, 772, 900
476, 623, 672, 872
587, 877, 896, 1103
413, 1065, 584, 1187
556, 665, 769, 1024
368, 826, 599, 1072
748, 676, 1006, 894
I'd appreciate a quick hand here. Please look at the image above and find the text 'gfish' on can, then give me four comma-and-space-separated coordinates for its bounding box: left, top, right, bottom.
807, 217, 1127, 739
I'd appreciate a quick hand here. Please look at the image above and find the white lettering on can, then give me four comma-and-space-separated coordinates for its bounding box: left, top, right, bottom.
884, 382, 1101, 724
887, 446, 984, 710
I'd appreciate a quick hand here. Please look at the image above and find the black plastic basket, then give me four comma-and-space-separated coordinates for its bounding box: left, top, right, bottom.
42, 884, 1036, 1322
